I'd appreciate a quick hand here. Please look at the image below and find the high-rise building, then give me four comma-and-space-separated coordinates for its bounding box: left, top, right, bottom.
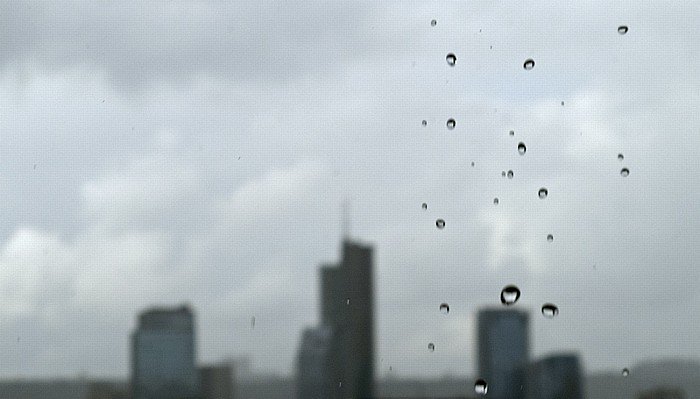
200, 364, 234, 399
321, 240, 375, 399
296, 239, 375, 399
477, 308, 529, 399
131, 305, 200, 399
527, 353, 583, 399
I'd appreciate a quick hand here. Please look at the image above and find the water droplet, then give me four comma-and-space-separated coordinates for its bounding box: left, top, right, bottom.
507, 170, 514, 179
436, 219, 445, 229
493, 197, 499, 205
446, 53, 457, 67
518, 142, 526, 155
509, 130, 515, 136
547, 234, 554, 242
422, 120, 427, 127
430, 19, 437, 27
471, 162, 475, 167
620, 167, 629, 177
251, 316, 255, 329
422, 203, 428, 210
622, 368, 629, 377
538, 187, 548, 199
618, 25, 628, 35
523, 59, 535, 70
618, 153, 624, 161
501, 171, 506, 177
541, 303, 559, 318
446, 119, 456, 130
561, 101, 565, 106
474, 379, 488, 395
500, 285, 521, 305
439, 303, 450, 314
339, 381, 343, 387
346, 298, 350, 305
428, 343, 435, 352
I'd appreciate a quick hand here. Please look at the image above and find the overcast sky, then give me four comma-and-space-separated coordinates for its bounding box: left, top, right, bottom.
1, 0, 700, 380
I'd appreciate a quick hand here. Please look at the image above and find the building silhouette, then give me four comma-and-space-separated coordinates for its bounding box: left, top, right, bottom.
131, 305, 200, 399
477, 308, 529, 399
297, 239, 375, 399
199, 364, 234, 399
527, 353, 583, 399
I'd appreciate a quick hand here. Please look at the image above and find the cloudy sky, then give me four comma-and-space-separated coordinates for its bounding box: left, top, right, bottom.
1, 0, 700, 380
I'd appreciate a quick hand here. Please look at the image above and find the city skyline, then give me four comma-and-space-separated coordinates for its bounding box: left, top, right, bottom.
1, 0, 700, 380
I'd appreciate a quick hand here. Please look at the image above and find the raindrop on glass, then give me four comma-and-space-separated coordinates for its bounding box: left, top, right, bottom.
618, 153, 624, 161
500, 285, 521, 305
547, 234, 554, 242
509, 130, 515, 136
561, 101, 565, 106
431, 19, 437, 27
436, 219, 445, 229
622, 368, 629, 377
501, 171, 506, 177
446, 53, 457, 67
620, 167, 629, 177
538, 187, 548, 199
471, 162, 475, 167
523, 59, 535, 70
541, 303, 559, 318
346, 298, 350, 305
474, 379, 488, 395
618, 25, 628, 35
439, 303, 450, 314
446, 119, 456, 130
518, 142, 526, 155
507, 170, 514, 179
493, 197, 499, 205
422, 120, 427, 127
422, 203, 428, 210
428, 343, 435, 352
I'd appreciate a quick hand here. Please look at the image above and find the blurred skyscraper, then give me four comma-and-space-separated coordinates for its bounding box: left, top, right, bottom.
527, 353, 583, 399
296, 239, 375, 399
477, 309, 529, 399
131, 305, 200, 399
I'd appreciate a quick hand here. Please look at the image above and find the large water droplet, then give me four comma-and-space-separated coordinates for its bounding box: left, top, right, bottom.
428, 343, 435, 352
523, 59, 535, 70
439, 303, 450, 314
507, 170, 514, 179
622, 368, 629, 377
518, 142, 526, 155
436, 219, 445, 229
474, 379, 488, 395
493, 197, 499, 205
422, 120, 427, 127
547, 234, 554, 242
500, 285, 521, 305
430, 19, 437, 27
541, 303, 559, 318
620, 168, 629, 177
446, 119, 456, 130
422, 203, 428, 210
618, 153, 624, 161
446, 53, 457, 67
618, 25, 628, 35
538, 187, 548, 199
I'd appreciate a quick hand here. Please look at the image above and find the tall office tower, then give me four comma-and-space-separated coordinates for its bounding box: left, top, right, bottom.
131, 305, 200, 399
200, 364, 234, 399
477, 309, 529, 399
320, 240, 375, 399
527, 354, 583, 399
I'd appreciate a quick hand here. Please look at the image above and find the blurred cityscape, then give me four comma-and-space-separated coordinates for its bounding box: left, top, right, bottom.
0, 239, 694, 399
